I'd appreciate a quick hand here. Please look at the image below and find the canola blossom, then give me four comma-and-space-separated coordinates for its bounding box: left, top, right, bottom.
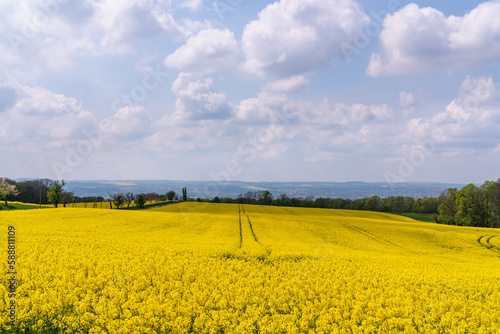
1, 203, 500, 333
65, 200, 166, 209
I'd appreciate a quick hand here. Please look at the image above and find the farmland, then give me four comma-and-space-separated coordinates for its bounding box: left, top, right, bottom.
1, 203, 500, 333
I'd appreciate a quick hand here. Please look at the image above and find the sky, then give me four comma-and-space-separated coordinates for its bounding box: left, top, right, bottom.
1, 0, 500, 184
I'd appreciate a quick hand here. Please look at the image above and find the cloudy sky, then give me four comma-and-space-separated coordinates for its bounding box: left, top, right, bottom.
1, 0, 499, 183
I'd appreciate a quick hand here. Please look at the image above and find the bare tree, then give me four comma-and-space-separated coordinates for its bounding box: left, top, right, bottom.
62, 191, 73, 208
111, 193, 125, 209
125, 192, 135, 209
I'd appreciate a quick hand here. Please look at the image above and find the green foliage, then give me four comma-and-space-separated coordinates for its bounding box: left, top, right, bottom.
212, 196, 221, 203
391, 212, 436, 223
48, 180, 65, 208
436, 180, 500, 228
135, 194, 146, 208
182, 187, 187, 201
166, 191, 176, 202
0, 202, 48, 211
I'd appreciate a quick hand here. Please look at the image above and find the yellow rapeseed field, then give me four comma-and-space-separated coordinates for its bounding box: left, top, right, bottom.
1, 203, 500, 333
65, 200, 166, 209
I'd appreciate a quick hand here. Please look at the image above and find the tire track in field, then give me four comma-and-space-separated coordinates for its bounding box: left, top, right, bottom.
238, 204, 243, 248
285, 209, 299, 216
246, 215, 260, 244
241, 205, 262, 245
337, 220, 405, 250
477, 235, 500, 254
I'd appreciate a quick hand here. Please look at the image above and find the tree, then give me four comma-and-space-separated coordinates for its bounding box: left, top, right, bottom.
0, 178, 20, 206
125, 192, 135, 209
48, 180, 65, 208
182, 187, 187, 201
212, 196, 221, 203
456, 184, 490, 227
135, 194, 146, 208
364, 196, 380, 211
62, 191, 73, 208
0, 187, 6, 206
166, 191, 176, 202
262, 191, 272, 205
111, 193, 125, 209
437, 188, 458, 225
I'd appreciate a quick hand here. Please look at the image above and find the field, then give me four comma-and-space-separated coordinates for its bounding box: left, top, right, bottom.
1, 203, 500, 333
65, 200, 168, 210
0, 202, 51, 211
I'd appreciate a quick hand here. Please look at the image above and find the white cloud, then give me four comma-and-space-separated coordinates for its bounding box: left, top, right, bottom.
263, 75, 309, 93
399, 92, 415, 108
236, 92, 301, 124
401, 76, 500, 157
0, 0, 190, 80
169, 72, 234, 121
442, 76, 499, 123
0, 80, 95, 145
367, 1, 500, 76
303, 100, 394, 125
105, 106, 152, 140
241, 0, 369, 77
399, 91, 424, 116
176, 0, 203, 11
164, 28, 238, 73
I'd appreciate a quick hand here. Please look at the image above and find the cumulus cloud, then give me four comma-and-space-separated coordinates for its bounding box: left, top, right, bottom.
401, 76, 500, 157
0, 0, 190, 79
164, 28, 238, 73
168, 72, 234, 121
105, 106, 152, 140
241, 0, 369, 77
303, 100, 394, 126
0, 79, 95, 145
367, 1, 500, 76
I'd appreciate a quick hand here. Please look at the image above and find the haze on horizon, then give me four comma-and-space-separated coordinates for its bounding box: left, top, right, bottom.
1, 0, 499, 184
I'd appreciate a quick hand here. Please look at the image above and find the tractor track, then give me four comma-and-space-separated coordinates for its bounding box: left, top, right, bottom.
239, 204, 262, 246
477, 235, 500, 254
238, 205, 243, 248
337, 220, 405, 250
246, 215, 260, 244
285, 209, 299, 216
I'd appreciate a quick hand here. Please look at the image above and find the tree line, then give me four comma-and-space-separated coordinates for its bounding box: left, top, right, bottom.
2, 177, 499, 228
209, 191, 439, 214
436, 180, 500, 228
0, 178, 185, 209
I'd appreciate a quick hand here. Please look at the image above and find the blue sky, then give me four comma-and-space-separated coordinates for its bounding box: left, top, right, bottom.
1, 0, 499, 184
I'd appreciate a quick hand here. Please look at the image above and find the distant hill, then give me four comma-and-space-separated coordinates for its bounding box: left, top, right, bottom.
51, 180, 465, 200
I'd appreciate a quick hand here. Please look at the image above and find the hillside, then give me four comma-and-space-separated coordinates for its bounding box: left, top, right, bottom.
1, 203, 499, 333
